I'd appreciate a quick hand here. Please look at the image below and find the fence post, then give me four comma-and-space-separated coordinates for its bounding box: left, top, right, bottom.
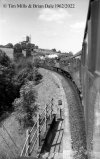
37, 112, 39, 149
49, 103, 51, 121
26, 129, 30, 156
60, 108, 62, 119
45, 104, 47, 132
51, 98, 53, 118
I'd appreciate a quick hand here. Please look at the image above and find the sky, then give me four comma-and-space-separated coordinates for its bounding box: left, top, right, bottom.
0, 0, 89, 54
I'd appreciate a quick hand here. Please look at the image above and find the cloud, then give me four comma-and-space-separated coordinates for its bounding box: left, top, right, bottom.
0, 19, 6, 24
70, 22, 85, 30
39, 9, 71, 23
41, 30, 58, 38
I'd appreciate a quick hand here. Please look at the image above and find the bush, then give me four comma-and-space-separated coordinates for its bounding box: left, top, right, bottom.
14, 58, 42, 86
45, 57, 55, 67
0, 50, 20, 116
13, 81, 38, 128
0, 64, 20, 115
5, 43, 13, 48
26, 43, 32, 57
0, 50, 42, 118
13, 43, 23, 61
0, 65, 19, 114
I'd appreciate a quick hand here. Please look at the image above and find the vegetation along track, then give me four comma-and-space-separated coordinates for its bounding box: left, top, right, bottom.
39, 65, 87, 159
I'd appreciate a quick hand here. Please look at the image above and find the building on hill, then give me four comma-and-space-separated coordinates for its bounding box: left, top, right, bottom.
33, 48, 73, 60
21, 36, 31, 49
33, 48, 60, 59
34, 48, 59, 55
47, 54, 58, 59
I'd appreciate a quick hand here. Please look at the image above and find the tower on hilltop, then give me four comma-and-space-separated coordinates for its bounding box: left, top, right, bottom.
26, 35, 31, 43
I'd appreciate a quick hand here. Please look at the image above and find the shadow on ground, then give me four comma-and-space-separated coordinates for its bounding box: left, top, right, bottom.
40, 117, 64, 158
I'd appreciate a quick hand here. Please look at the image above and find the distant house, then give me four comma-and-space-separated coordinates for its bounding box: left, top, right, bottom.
33, 48, 60, 60
34, 48, 59, 55
46, 54, 58, 59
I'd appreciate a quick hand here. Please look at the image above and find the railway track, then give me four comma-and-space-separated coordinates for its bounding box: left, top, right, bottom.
62, 78, 87, 159
38, 65, 87, 159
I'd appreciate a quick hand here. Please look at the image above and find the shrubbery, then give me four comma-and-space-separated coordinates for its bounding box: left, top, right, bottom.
12, 58, 42, 129
5, 43, 13, 48
14, 58, 42, 86
13, 81, 38, 128
0, 50, 19, 115
44, 57, 56, 67
26, 43, 32, 57
13, 43, 24, 61
0, 49, 42, 122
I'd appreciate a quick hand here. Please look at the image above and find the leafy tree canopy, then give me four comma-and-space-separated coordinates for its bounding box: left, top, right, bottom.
52, 48, 56, 52
13, 43, 23, 61
5, 43, 13, 48
13, 81, 38, 128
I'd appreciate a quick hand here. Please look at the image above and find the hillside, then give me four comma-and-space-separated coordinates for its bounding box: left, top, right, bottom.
0, 68, 65, 159
0, 48, 13, 59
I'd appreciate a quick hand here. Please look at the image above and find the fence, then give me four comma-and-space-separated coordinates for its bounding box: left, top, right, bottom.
20, 99, 54, 157
0, 123, 20, 159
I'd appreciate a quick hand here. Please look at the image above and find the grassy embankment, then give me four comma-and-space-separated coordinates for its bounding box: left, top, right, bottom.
0, 68, 64, 159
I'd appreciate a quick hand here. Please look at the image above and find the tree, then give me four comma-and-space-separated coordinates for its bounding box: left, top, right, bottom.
0, 50, 42, 117
0, 64, 19, 115
21, 42, 27, 50
5, 43, 13, 48
35, 45, 38, 49
14, 58, 42, 86
13, 43, 23, 61
13, 81, 38, 128
26, 43, 32, 57
45, 57, 55, 67
58, 50, 61, 53
52, 48, 56, 52
31, 43, 35, 48
69, 51, 73, 56
0, 50, 20, 115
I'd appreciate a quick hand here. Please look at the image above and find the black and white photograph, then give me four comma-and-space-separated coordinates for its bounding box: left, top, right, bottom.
0, 0, 100, 159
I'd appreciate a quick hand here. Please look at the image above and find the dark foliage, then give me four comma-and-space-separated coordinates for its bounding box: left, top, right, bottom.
0, 50, 19, 116
44, 57, 56, 67
14, 58, 42, 86
13, 43, 23, 61
5, 43, 13, 48
26, 43, 32, 57
0, 49, 42, 118
52, 48, 56, 52
13, 81, 38, 129
0, 64, 20, 115
26, 49, 31, 57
